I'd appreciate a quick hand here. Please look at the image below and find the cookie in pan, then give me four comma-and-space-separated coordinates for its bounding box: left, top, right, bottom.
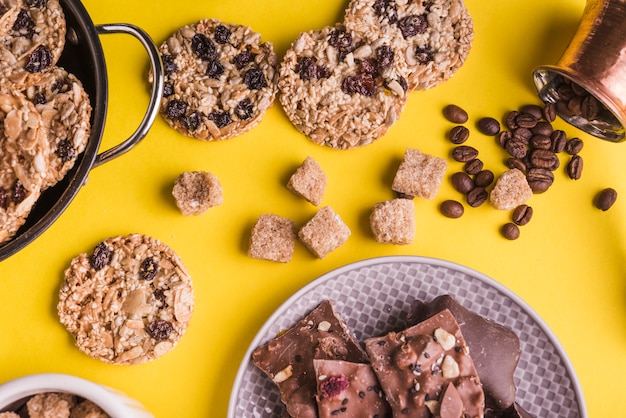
0, 84, 48, 244
157, 18, 278, 140
343, 0, 474, 90
278, 24, 408, 149
57, 234, 194, 365
0, 0, 67, 77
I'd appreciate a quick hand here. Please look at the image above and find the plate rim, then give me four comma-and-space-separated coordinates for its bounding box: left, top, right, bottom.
227, 255, 587, 418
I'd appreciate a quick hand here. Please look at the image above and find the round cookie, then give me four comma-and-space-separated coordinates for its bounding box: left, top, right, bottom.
343, 0, 474, 90
158, 18, 277, 140
0, 85, 48, 244
57, 234, 194, 365
16, 66, 92, 189
0, 0, 67, 77
278, 24, 408, 149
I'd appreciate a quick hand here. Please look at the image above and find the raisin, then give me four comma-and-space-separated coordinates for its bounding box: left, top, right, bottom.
208, 109, 232, 128
234, 98, 253, 120
415, 45, 434, 64
295, 57, 330, 81
0, 5, 7, 15
233, 49, 256, 70
147, 320, 173, 341
206, 59, 224, 79
191, 33, 217, 61
11, 181, 26, 204
328, 28, 354, 61
243, 67, 267, 90
342, 73, 376, 96
376, 45, 394, 71
359, 58, 378, 76
0, 188, 7, 210
32, 92, 47, 105
320, 375, 349, 398
52, 77, 72, 94
25, 45, 52, 73
153, 289, 168, 308
183, 111, 202, 131
372, 0, 398, 24
90, 242, 112, 271
13, 9, 34, 38
162, 54, 177, 75
163, 82, 174, 97
26, 0, 47, 7
139, 257, 159, 280
56, 139, 76, 163
166, 99, 187, 120
397, 14, 428, 38
214, 25, 231, 44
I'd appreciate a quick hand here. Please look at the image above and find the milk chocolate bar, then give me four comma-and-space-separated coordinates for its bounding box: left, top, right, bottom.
252, 300, 368, 418
365, 309, 484, 418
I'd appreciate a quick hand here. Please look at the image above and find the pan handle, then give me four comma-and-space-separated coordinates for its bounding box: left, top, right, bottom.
92, 23, 164, 168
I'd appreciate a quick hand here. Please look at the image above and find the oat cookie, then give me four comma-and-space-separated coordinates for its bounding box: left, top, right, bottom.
14, 66, 92, 189
278, 24, 408, 149
0, 85, 48, 244
344, 0, 474, 90
157, 18, 277, 140
57, 234, 194, 365
0, 0, 66, 77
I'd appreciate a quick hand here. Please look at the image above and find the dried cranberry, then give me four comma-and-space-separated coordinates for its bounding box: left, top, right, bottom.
243, 67, 267, 90
13, 9, 34, 38
11, 181, 26, 204
90, 242, 112, 271
233, 49, 256, 70
208, 109, 232, 128
342, 73, 376, 96
32, 92, 47, 105
320, 375, 349, 398
214, 25, 231, 44
147, 320, 173, 341
0, 188, 7, 209
191, 33, 217, 61
26, 0, 47, 7
206, 59, 224, 79
162, 54, 177, 75
25, 45, 52, 73
373, 0, 398, 24
139, 257, 159, 280
56, 139, 76, 163
376, 45, 394, 71
163, 82, 174, 97
234, 98, 253, 120
397, 14, 428, 38
415, 45, 434, 64
52, 77, 72, 94
153, 289, 168, 308
183, 111, 202, 131
166, 99, 188, 120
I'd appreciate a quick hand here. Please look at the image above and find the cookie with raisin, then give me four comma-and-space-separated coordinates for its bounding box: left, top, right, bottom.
278, 24, 408, 149
156, 18, 277, 140
57, 234, 194, 365
0, 85, 48, 244
0, 0, 66, 77
343, 0, 474, 90
15, 66, 92, 189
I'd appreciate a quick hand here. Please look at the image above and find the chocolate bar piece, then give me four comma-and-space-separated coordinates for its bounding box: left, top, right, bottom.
365, 309, 484, 418
407, 295, 521, 414
252, 300, 368, 418
313, 359, 391, 418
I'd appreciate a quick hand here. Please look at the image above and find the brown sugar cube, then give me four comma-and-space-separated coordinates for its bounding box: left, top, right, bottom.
172, 171, 223, 215
248, 214, 297, 263
370, 198, 415, 245
69, 400, 109, 418
298, 206, 350, 259
490, 169, 533, 210
26, 393, 76, 418
392, 148, 447, 199
287, 156, 327, 206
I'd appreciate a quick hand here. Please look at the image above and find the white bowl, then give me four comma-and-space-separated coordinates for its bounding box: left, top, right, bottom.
0, 374, 154, 418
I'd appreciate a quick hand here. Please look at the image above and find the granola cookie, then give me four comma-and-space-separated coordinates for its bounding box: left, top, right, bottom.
343, 0, 474, 90
0, 85, 48, 244
57, 234, 194, 365
157, 18, 277, 140
14, 66, 92, 189
278, 24, 408, 149
0, 0, 66, 77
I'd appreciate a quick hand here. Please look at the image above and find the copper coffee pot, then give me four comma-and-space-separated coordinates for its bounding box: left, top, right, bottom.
533, 0, 626, 142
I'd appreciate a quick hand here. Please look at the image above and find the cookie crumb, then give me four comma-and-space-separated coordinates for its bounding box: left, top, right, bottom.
298, 206, 350, 259
370, 198, 415, 245
392, 148, 447, 200
287, 157, 327, 206
172, 171, 223, 216
248, 214, 297, 263
490, 169, 533, 210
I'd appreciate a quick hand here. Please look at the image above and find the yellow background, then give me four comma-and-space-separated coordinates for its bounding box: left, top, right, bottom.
1, 0, 625, 416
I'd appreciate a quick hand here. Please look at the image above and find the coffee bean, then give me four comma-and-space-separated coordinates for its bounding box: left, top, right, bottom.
497, 130, 512, 147
567, 95, 583, 115
501, 223, 520, 240
474, 170, 495, 188
515, 113, 538, 129
571, 81, 587, 96
594, 188, 617, 211
467, 187, 488, 207
550, 130, 567, 153
451, 145, 479, 162
443, 104, 469, 124
530, 134, 552, 150
505, 111, 520, 130
557, 83, 576, 101
566, 155, 583, 180
464, 158, 483, 175
448, 125, 470, 144
505, 136, 528, 159
529, 149, 559, 170
519, 104, 544, 120
526, 167, 554, 193
581, 95, 600, 120
531, 121, 553, 136
477, 117, 500, 136
564, 137, 584, 155
512, 127, 533, 141
556, 99, 574, 118
543, 102, 556, 122
512, 204, 533, 226
505, 158, 527, 173
440, 200, 464, 218
451, 172, 474, 194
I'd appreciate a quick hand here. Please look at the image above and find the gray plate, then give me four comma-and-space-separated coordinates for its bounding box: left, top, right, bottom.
228, 256, 587, 418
